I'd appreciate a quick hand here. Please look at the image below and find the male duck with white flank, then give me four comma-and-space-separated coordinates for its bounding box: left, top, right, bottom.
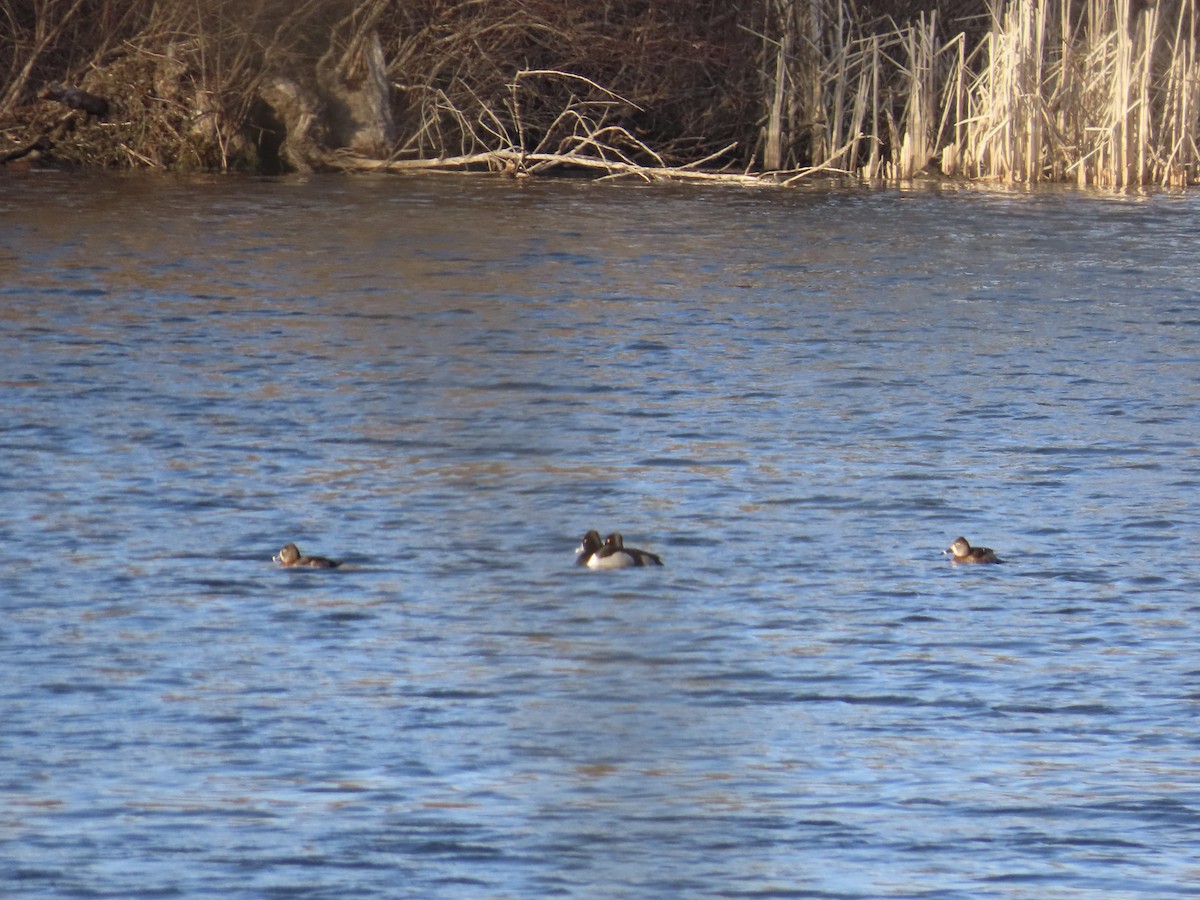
944, 536, 1003, 564
577, 531, 663, 569
274, 542, 342, 568
576, 530, 605, 566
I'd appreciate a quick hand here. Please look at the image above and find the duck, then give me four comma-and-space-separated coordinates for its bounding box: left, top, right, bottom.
274, 542, 341, 568
944, 536, 1002, 564
586, 532, 663, 569
575, 530, 604, 566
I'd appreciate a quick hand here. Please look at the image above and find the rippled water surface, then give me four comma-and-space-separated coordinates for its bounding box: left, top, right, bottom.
3, 174, 1200, 898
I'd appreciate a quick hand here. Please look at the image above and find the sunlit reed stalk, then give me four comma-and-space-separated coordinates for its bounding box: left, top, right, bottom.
787, 0, 1200, 186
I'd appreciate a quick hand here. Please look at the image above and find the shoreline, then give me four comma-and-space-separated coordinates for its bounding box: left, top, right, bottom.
4, 0, 1199, 188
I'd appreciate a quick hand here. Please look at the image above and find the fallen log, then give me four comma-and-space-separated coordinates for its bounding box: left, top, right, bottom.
323, 147, 852, 185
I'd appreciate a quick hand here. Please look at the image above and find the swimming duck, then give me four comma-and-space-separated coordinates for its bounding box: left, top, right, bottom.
587, 532, 663, 569
944, 536, 1002, 564
274, 542, 341, 568
575, 530, 604, 566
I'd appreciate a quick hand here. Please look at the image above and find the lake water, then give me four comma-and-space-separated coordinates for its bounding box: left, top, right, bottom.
2, 173, 1199, 898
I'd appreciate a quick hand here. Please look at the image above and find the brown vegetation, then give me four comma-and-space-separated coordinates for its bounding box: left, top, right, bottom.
2, 0, 1199, 186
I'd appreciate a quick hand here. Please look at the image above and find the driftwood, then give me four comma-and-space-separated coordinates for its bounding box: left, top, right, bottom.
1, 134, 53, 165
318, 68, 854, 184
324, 146, 853, 184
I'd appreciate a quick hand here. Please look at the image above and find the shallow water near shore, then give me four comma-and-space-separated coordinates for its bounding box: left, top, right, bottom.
2, 173, 1200, 898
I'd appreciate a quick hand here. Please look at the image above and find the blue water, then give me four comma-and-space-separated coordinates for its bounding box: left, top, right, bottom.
2, 174, 1200, 898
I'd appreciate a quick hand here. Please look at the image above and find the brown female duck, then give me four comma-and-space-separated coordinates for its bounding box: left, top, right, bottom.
274, 542, 341, 568
944, 536, 1002, 564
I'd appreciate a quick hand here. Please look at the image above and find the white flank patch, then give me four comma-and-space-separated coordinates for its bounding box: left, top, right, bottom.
587, 552, 634, 570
